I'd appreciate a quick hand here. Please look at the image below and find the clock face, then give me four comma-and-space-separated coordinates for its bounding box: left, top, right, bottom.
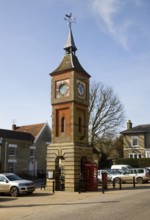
59, 83, 67, 95
56, 79, 70, 98
77, 82, 85, 97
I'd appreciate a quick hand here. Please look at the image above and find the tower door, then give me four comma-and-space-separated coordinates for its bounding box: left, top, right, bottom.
55, 156, 65, 191
28, 159, 37, 177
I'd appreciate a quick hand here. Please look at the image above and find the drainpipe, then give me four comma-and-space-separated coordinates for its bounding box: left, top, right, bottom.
4, 142, 7, 172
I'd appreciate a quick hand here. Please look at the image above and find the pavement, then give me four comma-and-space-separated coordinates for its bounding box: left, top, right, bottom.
0, 188, 104, 220
1, 183, 150, 220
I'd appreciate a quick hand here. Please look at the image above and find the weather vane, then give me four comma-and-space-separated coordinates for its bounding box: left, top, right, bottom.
64, 13, 76, 29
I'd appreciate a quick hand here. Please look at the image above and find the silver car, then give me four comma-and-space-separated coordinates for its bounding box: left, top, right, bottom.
0, 173, 35, 197
111, 168, 150, 184
98, 169, 123, 183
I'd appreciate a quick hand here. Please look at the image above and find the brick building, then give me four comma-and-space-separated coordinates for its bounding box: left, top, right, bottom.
121, 120, 150, 158
0, 123, 51, 177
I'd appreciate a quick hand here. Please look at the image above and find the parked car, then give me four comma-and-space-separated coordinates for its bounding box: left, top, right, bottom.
98, 169, 122, 183
0, 173, 35, 197
111, 168, 150, 184
111, 164, 132, 171
106, 169, 123, 175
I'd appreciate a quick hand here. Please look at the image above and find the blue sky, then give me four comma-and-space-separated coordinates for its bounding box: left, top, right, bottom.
0, 0, 150, 130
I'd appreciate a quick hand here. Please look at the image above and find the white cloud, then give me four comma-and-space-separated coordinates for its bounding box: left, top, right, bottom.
92, 0, 121, 27
91, 0, 145, 50
134, 0, 143, 7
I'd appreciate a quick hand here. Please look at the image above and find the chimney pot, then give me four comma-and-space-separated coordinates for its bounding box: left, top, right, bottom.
127, 120, 132, 129
12, 124, 16, 130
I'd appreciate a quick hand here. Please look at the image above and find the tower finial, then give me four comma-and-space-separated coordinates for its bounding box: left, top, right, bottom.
64, 13, 76, 29
64, 13, 77, 54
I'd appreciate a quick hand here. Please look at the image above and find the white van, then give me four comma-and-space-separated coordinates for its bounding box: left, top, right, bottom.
111, 164, 132, 171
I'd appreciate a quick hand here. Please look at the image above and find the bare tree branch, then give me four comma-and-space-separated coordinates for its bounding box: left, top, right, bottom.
88, 81, 125, 147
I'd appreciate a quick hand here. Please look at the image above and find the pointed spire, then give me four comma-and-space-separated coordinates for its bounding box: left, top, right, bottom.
64, 13, 77, 55
50, 13, 90, 78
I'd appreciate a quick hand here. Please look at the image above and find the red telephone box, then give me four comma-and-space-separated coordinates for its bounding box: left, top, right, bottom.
83, 162, 98, 191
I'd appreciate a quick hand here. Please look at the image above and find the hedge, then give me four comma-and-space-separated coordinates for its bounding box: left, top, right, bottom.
114, 158, 150, 168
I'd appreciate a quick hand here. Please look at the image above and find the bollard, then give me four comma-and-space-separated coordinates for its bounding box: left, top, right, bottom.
101, 174, 105, 194
102, 172, 107, 190
119, 178, 122, 190
133, 177, 135, 188
102, 181, 104, 194
112, 179, 115, 189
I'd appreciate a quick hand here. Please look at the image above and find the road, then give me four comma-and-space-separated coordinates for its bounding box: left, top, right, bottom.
1, 185, 150, 220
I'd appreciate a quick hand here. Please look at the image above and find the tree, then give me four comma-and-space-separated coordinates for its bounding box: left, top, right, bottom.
88, 81, 125, 148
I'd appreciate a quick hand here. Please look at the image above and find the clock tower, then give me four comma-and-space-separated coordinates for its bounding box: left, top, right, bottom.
47, 14, 93, 191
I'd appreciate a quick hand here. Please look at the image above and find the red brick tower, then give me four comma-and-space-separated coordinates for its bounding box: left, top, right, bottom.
47, 14, 93, 191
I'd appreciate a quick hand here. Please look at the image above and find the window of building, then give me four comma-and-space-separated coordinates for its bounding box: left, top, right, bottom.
131, 136, 139, 147
145, 151, 150, 158
8, 162, 15, 172
129, 153, 141, 159
30, 149, 35, 158
61, 117, 65, 132
8, 144, 17, 157
8, 147, 16, 156
78, 117, 82, 133
30, 146, 36, 158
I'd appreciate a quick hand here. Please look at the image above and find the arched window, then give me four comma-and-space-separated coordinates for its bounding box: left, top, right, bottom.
78, 117, 82, 133
61, 117, 65, 132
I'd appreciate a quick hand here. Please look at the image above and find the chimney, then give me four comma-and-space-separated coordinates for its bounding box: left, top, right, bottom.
12, 124, 17, 130
127, 120, 132, 129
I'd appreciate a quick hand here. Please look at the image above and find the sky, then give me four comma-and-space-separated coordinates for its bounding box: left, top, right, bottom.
0, 0, 150, 131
